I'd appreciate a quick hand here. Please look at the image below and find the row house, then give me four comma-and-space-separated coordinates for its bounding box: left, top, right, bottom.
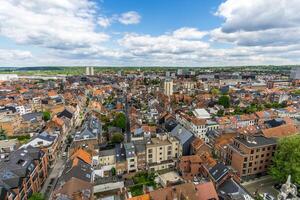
53, 149, 93, 200
176, 111, 218, 142
70, 115, 102, 155
178, 153, 216, 181
0, 146, 48, 200
0, 115, 22, 136
20, 112, 44, 134
95, 140, 147, 177
235, 114, 258, 128
22, 132, 60, 168
0, 139, 19, 160
255, 110, 278, 126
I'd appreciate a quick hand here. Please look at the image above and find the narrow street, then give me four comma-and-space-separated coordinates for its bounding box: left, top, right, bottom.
242, 176, 279, 198
41, 155, 66, 199
124, 87, 131, 143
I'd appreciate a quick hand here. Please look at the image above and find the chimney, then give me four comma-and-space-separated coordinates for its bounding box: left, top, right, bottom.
178, 128, 182, 134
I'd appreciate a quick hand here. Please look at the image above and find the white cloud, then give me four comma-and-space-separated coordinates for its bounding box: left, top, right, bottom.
173, 27, 207, 40
0, 0, 109, 50
0, 49, 32, 65
119, 28, 209, 56
216, 0, 300, 33
212, 0, 300, 47
98, 17, 112, 28
118, 11, 141, 25
1, 0, 300, 66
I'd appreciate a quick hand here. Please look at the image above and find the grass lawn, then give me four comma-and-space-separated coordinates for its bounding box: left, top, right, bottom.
129, 172, 157, 196
8, 135, 31, 144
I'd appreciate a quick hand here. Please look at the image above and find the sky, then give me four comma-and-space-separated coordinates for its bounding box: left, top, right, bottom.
0, 0, 300, 67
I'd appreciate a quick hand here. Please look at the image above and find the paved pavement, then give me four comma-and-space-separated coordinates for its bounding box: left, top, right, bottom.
242, 176, 279, 198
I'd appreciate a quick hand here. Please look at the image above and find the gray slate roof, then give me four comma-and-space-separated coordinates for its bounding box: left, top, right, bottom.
170, 124, 193, 145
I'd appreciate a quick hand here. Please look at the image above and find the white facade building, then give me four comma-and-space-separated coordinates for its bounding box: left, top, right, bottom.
163, 79, 173, 96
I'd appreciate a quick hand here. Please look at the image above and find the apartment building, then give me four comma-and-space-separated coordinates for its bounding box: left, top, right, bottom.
124, 142, 138, 173
226, 134, 277, 180
146, 134, 181, 171
133, 140, 146, 171
0, 146, 48, 200
163, 79, 173, 96
22, 132, 59, 168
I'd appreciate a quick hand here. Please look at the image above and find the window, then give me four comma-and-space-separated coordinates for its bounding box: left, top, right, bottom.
256, 149, 260, 153
160, 147, 163, 150
261, 154, 264, 158
242, 170, 246, 174
255, 155, 259, 159
249, 162, 252, 167
148, 149, 152, 153
243, 163, 247, 168
262, 148, 265, 151
148, 154, 152, 159
266, 153, 270, 157
244, 157, 248, 162
267, 147, 270, 150
254, 167, 257, 171
251, 150, 254, 154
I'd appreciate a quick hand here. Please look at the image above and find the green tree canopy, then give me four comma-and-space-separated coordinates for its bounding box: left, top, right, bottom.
112, 112, 126, 130
218, 95, 230, 108
42, 111, 51, 122
111, 132, 124, 144
0, 128, 7, 140
111, 167, 116, 176
28, 193, 45, 200
269, 135, 300, 185
217, 109, 224, 117
211, 88, 221, 96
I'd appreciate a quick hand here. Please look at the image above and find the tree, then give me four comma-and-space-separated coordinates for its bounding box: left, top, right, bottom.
28, 193, 45, 200
42, 111, 51, 122
269, 135, 300, 185
216, 109, 224, 117
112, 113, 126, 130
218, 95, 230, 108
211, 88, 220, 97
0, 128, 7, 140
111, 167, 116, 176
111, 132, 124, 144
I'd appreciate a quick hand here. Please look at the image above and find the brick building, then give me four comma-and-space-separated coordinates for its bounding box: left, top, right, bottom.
0, 146, 48, 200
226, 134, 277, 180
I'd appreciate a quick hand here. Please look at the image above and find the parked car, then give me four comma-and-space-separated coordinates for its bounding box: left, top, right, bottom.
263, 193, 275, 200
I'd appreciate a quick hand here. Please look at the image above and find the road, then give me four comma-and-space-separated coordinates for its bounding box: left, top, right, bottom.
242, 176, 279, 198
124, 87, 131, 143
41, 154, 66, 199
